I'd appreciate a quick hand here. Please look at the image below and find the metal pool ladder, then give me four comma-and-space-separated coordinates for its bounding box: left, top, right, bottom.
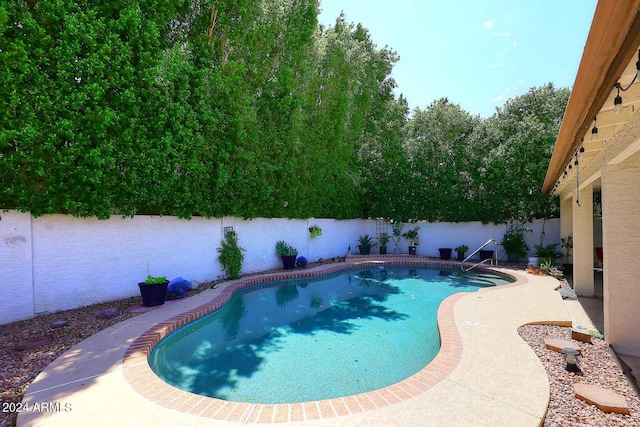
460, 239, 499, 271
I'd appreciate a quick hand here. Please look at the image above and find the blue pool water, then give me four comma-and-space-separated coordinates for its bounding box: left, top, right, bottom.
149, 266, 513, 404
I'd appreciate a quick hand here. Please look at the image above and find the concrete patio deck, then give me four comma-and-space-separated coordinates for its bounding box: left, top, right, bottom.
17, 258, 592, 427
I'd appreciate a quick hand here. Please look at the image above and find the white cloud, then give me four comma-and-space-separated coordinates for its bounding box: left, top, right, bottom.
488, 63, 503, 69
491, 94, 505, 102
483, 20, 494, 28
406, 2, 414, 8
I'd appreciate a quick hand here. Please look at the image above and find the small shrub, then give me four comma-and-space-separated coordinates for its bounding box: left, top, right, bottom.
356, 234, 377, 249
378, 232, 390, 247
392, 222, 404, 247
540, 259, 554, 271
548, 265, 563, 277
535, 243, 563, 265
217, 230, 245, 279
455, 244, 469, 253
558, 288, 577, 300
402, 226, 420, 245
501, 221, 531, 258
275, 240, 298, 257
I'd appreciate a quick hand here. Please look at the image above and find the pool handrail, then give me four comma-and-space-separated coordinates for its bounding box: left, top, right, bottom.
460, 239, 499, 271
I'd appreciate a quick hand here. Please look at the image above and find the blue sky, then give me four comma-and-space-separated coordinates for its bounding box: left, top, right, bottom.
318, 0, 598, 117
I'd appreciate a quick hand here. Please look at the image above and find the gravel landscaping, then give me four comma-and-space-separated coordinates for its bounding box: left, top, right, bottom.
519, 324, 640, 426
1, 271, 639, 427
1, 297, 145, 427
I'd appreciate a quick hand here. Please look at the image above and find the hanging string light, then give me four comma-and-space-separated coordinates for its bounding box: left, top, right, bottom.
614, 84, 623, 114
591, 116, 598, 141
575, 151, 581, 207
612, 49, 640, 114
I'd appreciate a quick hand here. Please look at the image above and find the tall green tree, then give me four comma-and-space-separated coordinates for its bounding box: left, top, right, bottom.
0, 0, 190, 218
401, 98, 480, 222
0, 2, 568, 224
359, 92, 410, 221
468, 83, 569, 222
294, 15, 402, 218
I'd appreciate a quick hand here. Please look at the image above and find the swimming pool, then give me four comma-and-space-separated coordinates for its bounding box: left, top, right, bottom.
149, 266, 513, 404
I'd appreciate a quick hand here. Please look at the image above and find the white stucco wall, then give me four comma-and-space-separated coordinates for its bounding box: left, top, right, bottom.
390, 219, 559, 261
30, 215, 222, 314
1, 212, 558, 325
223, 218, 365, 274
602, 150, 640, 355
410, 221, 498, 257
1, 211, 34, 324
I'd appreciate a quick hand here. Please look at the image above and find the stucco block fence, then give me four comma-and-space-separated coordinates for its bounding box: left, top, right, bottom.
1, 210, 558, 325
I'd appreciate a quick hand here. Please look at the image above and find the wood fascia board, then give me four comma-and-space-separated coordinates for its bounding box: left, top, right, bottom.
543, 1, 640, 193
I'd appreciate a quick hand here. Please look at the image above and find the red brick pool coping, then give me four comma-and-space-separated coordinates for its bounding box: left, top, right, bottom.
122, 258, 526, 424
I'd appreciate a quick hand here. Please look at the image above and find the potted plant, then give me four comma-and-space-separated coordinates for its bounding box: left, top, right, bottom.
479, 248, 495, 261
138, 274, 169, 307
402, 226, 420, 255
275, 240, 298, 269
500, 221, 531, 262
391, 222, 404, 254
309, 224, 322, 239
455, 245, 469, 261
217, 230, 245, 279
378, 232, 390, 254
356, 234, 377, 255
534, 243, 563, 266
438, 247, 453, 260
561, 235, 573, 276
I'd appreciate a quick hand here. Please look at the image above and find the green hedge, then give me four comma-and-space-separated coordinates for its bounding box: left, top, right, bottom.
0, 2, 562, 223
